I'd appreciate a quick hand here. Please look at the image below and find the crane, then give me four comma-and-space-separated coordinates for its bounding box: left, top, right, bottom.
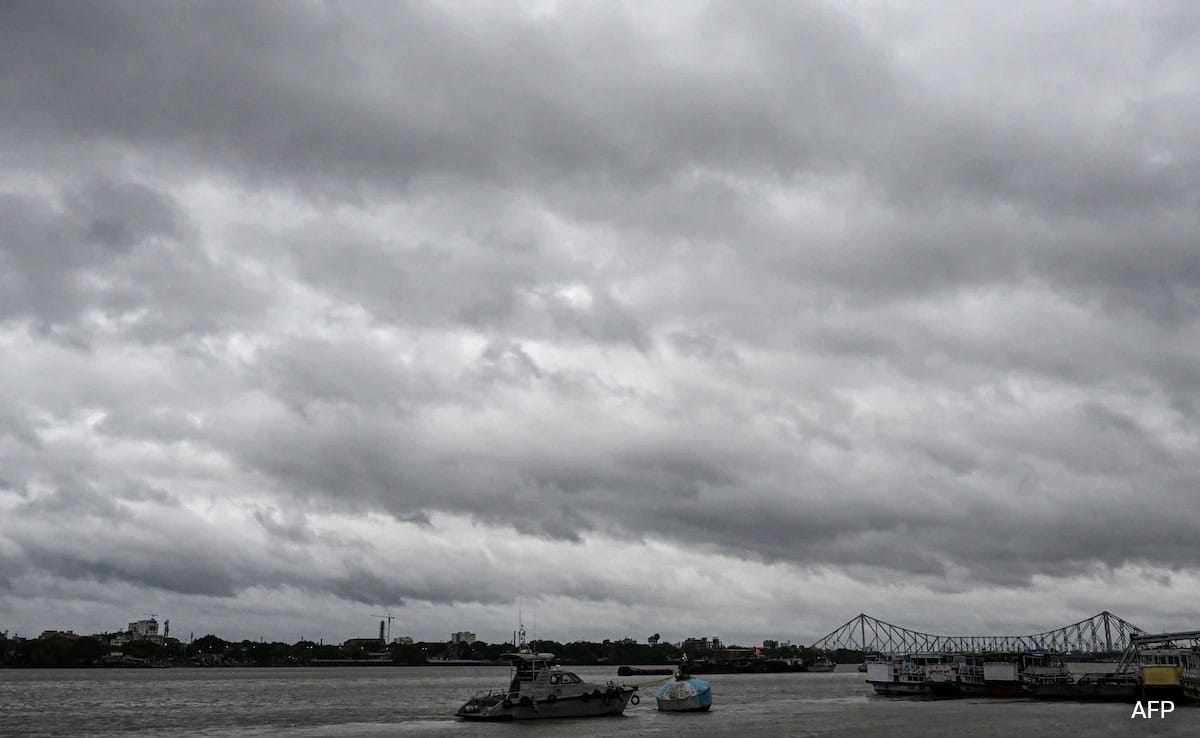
371, 613, 396, 643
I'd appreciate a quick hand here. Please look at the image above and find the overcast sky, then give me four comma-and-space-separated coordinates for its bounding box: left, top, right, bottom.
2, 0, 1199, 646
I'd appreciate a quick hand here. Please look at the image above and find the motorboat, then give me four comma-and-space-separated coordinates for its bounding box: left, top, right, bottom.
456, 650, 638, 720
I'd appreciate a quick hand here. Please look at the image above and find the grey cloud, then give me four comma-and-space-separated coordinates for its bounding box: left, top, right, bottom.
2, 0, 1200, 639
0, 177, 268, 343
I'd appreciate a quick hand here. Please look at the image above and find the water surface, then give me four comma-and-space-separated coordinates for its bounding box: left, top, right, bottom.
0, 665, 1192, 736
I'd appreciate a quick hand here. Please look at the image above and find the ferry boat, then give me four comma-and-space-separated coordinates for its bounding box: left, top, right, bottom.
865, 653, 960, 697
1138, 647, 1188, 701
953, 654, 987, 696
1027, 671, 1139, 701
1013, 650, 1072, 696
456, 650, 638, 720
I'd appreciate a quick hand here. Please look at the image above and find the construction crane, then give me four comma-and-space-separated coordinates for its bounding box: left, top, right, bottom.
371, 613, 396, 643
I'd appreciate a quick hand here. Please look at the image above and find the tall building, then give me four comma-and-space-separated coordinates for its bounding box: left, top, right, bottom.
450, 631, 477, 644
128, 619, 159, 640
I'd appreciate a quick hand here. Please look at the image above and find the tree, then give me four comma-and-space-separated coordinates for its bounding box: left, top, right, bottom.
189, 634, 229, 656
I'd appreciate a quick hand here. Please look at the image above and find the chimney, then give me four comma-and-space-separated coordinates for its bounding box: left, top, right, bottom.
379, 620, 385, 642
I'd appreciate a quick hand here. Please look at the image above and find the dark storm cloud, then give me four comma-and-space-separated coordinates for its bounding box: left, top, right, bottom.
3, 0, 1200, 638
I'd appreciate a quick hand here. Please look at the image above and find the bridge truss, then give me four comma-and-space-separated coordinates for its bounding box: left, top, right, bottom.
1114, 629, 1200, 673
811, 611, 1145, 655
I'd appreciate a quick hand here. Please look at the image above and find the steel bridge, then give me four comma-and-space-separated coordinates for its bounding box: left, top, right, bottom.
1114, 629, 1200, 673
811, 611, 1145, 655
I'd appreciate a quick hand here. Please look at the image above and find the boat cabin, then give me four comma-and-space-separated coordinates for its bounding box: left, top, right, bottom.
1139, 648, 1188, 692
1020, 650, 1070, 685
502, 651, 556, 697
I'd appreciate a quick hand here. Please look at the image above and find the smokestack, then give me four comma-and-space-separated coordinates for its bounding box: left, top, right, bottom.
380, 620, 385, 642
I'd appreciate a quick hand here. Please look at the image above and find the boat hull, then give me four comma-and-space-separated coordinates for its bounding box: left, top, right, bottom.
983, 683, 1026, 698
656, 695, 712, 712
1029, 680, 1139, 702
618, 666, 672, 676
1183, 681, 1200, 703
458, 690, 634, 720
869, 681, 932, 697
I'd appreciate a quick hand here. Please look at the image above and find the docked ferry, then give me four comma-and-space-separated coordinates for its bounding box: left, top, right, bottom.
1138, 647, 1189, 701
865, 653, 960, 697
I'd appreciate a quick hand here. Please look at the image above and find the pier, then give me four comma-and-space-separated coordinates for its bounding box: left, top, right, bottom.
811, 613, 1200, 704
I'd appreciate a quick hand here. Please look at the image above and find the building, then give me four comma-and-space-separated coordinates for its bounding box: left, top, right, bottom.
393, 636, 414, 645
39, 630, 79, 640
450, 631, 477, 644
763, 639, 779, 649
344, 637, 384, 648
128, 619, 159, 640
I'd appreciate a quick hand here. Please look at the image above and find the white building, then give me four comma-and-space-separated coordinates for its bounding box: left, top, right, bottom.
127, 619, 159, 641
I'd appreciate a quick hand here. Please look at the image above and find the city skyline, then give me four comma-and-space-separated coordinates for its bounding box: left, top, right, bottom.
3, 1, 1200, 646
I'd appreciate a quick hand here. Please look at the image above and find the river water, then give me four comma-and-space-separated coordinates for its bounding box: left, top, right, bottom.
0, 665, 1192, 736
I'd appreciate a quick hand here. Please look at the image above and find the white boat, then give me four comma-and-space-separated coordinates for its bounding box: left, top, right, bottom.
655, 667, 712, 712
864, 653, 960, 697
456, 650, 638, 720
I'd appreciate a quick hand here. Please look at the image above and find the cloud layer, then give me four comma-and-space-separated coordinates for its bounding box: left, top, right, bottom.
2, 0, 1198, 643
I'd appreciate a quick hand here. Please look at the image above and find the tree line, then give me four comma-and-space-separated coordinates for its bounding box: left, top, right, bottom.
1, 632, 836, 668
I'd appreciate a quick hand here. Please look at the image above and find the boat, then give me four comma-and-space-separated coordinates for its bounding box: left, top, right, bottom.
864, 653, 960, 697
953, 654, 987, 696
1027, 671, 1139, 701
655, 666, 712, 712
960, 650, 1068, 697
1138, 647, 1188, 701
1120, 630, 1200, 702
456, 650, 638, 720
1182, 649, 1200, 702
618, 666, 673, 676
806, 655, 836, 673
